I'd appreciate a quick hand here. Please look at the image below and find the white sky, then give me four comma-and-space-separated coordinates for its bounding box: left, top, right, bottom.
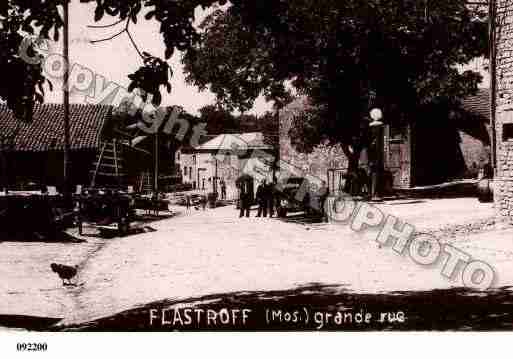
43, 2, 272, 116
39, 2, 489, 114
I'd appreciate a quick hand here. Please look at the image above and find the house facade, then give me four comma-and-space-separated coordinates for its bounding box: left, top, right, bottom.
279, 98, 350, 194
0, 103, 156, 192
494, 0, 513, 223
279, 97, 412, 193
176, 133, 277, 200
0, 103, 112, 190
280, 93, 491, 193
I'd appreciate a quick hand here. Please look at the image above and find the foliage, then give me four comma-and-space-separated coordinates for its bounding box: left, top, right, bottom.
0, 0, 226, 119
182, 0, 488, 166
0, 2, 55, 121
182, 8, 293, 112
197, 104, 237, 134
0, 0, 488, 167
196, 104, 278, 147
127, 52, 172, 106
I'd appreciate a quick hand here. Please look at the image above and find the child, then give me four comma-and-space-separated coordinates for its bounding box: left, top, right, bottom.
185, 194, 191, 212
200, 194, 207, 211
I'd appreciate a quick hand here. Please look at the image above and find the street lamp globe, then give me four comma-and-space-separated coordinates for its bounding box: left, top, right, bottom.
369, 108, 383, 123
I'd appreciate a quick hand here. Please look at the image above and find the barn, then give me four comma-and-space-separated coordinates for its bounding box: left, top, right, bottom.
0, 103, 153, 192
280, 90, 491, 193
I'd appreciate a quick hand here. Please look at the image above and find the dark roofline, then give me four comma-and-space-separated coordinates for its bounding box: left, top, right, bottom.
0, 103, 113, 152
459, 88, 490, 123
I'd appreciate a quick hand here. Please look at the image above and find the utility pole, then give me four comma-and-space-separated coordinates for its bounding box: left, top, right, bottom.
154, 132, 159, 193
214, 156, 218, 193
63, 0, 71, 195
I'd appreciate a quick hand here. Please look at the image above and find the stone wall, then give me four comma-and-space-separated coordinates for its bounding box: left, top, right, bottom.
458, 131, 490, 175
495, 0, 513, 223
279, 98, 349, 183
279, 97, 413, 190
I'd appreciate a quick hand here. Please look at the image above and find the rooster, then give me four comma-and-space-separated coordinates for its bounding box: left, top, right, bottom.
50, 263, 78, 286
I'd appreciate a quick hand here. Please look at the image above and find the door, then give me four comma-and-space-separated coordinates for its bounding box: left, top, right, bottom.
385, 125, 410, 189
327, 168, 346, 195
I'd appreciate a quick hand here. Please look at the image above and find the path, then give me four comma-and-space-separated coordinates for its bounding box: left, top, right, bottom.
1, 197, 509, 328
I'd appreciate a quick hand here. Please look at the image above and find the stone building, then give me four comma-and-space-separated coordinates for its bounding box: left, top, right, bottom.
0, 103, 184, 192
280, 98, 414, 194
280, 92, 491, 193
493, 0, 513, 223
176, 132, 276, 200
0, 103, 152, 190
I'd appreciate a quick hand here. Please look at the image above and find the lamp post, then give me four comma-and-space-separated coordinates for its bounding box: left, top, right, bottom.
154, 132, 159, 193
63, 0, 71, 196
369, 108, 384, 202
207, 155, 218, 194
214, 155, 218, 194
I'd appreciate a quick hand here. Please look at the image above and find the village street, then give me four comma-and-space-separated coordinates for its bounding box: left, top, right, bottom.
3, 197, 513, 330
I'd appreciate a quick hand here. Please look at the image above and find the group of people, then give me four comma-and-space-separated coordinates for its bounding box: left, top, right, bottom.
239, 179, 330, 221
343, 167, 370, 197
255, 180, 276, 218
238, 180, 276, 218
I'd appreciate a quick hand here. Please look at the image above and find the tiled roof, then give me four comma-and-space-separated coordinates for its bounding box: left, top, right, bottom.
0, 103, 112, 152
460, 88, 490, 122
195, 132, 274, 151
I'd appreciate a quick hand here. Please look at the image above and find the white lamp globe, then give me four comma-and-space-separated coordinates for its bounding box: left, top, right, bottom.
370, 108, 383, 122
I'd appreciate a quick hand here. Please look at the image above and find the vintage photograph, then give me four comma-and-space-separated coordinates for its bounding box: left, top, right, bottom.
0, 0, 511, 335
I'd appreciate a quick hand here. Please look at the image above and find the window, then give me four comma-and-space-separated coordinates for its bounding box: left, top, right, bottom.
193, 155, 197, 164
389, 124, 405, 143
184, 167, 187, 176
189, 167, 192, 180
177, 152, 181, 161
503, 123, 513, 142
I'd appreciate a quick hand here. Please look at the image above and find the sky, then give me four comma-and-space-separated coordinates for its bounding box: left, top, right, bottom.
42, 2, 272, 116
36, 2, 489, 114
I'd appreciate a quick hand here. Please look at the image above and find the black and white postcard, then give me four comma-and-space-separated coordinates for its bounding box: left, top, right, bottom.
0, 0, 510, 356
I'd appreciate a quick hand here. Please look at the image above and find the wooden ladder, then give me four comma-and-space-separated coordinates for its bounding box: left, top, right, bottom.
138, 171, 153, 193
90, 139, 126, 187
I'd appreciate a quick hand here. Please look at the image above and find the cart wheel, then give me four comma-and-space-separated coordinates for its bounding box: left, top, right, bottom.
118, 218, 130, 236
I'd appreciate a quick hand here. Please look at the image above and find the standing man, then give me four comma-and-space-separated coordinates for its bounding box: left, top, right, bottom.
267, 181, 275, 218
220, 180, 227, 200
185, 194, 191, 213
318, 180, 329, 222
239, 182, 250, 218
200, 194, 207, 211
255, 180, 267, 217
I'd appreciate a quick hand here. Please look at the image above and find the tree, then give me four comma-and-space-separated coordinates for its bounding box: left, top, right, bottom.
1, 0, 488, 179
1, 0, 292, 121
251, 111, 279, 148
0, 2, 53, 121
182, 0, 488, 173
198, 104, 237, 134
0, 0, 231, 120
182, 8, 293, 113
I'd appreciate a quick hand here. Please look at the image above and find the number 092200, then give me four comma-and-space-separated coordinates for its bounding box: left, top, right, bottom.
16, 343, 48, 352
